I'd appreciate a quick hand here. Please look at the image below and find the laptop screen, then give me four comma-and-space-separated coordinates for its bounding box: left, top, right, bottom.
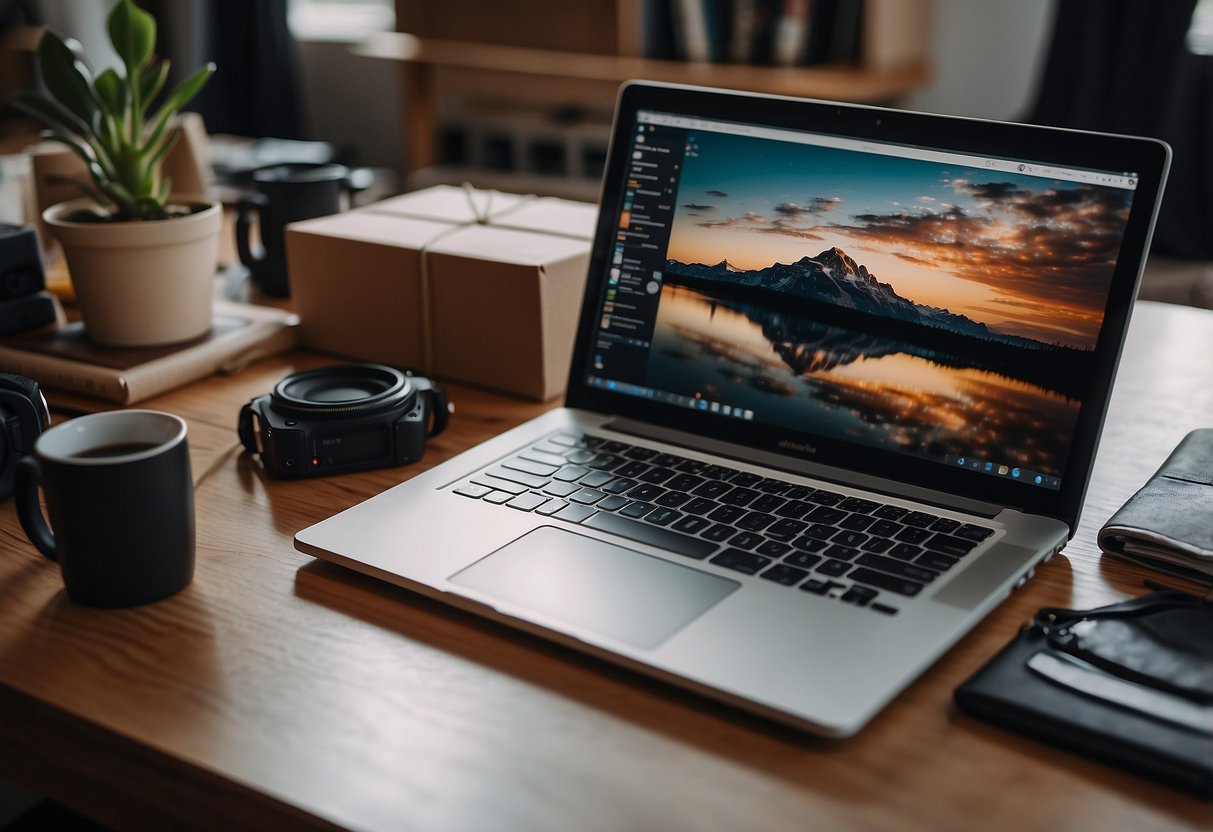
568, 83, 1170, 528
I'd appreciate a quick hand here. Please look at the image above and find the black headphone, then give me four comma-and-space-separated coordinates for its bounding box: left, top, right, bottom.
0, 373, 49, 500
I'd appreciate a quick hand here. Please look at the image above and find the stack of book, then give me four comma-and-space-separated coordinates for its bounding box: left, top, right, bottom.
0, 299, 298, 405
647, 0, 867, 67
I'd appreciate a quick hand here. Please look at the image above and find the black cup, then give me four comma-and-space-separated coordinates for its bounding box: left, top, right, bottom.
15, 410, 194, 608
235, 163, 369, 297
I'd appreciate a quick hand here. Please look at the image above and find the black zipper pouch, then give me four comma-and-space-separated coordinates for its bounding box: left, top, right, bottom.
954, 587, 1213, 797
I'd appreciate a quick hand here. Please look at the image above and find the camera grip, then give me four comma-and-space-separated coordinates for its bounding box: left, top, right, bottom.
15, 456, 58, 562
425, 384, 451, 437
237, 402, 259, 453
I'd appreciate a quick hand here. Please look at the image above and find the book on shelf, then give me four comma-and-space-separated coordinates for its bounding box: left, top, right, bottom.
643, 0, 925, 69
826, 0, 864, 64
0, 299, 299, 405
655, 0, 843, 65
672, 0, 714, 62
773, 0, 811, 66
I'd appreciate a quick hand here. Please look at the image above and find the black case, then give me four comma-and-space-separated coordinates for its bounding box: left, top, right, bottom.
954, 589, 1213, 798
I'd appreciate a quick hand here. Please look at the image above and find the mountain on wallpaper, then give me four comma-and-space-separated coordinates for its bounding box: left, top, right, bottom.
666, 246, 1049, 350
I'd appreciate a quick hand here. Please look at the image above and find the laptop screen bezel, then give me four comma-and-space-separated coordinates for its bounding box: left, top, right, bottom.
566, 81, 1171, 533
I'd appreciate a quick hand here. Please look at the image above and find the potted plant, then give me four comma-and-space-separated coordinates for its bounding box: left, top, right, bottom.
9, 0, 218, 347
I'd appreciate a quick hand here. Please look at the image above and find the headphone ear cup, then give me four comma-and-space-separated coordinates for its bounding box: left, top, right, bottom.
0, 373, 49, 501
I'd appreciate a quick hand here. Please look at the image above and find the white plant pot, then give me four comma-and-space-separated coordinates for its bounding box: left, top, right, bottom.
43, 198, 222, 347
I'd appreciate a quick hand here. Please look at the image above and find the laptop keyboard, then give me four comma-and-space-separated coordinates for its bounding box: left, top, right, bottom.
452, 431, 996, 617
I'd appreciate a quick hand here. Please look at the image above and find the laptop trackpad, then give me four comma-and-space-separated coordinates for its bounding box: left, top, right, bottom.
449, 526, 739, 650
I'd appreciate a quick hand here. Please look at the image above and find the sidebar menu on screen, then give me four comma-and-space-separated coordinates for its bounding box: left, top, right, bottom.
589, 123, 685, 385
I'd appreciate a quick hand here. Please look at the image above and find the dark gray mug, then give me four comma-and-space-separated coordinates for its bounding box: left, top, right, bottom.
15, 410, 195, 608
235, 163, 370, 297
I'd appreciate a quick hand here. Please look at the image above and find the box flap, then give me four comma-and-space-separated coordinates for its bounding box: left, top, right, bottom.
429, 224, 591, 267
498, 198, 599, 240
365, 184, 531, 224
287, 211, 451, 247
363, 185, 597, 241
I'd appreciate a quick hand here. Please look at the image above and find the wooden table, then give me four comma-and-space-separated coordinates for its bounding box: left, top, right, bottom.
1, 300, 1210, 831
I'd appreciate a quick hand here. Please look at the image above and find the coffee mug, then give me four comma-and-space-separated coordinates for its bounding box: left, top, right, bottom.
15, 410, 195, 608
235, 163, 370, 297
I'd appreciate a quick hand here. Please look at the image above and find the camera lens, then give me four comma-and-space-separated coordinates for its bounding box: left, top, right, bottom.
271, 364, 413, 417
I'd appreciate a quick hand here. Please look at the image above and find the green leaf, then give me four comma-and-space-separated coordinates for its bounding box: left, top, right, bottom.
59, 171, 110, 207
93, 67, 126, 117
41, 131, 93, 167
35, 32, 100, 126
129, 191, 167, 220
97, 113, 122, 158
146, 126, 180, 172
146, 62, 214, 130
57, 177, 100, 204
99, 177, 139, 218
8, 91, 89, 137
15, 0, 214, 219
107, 0, 156, 74
37, 134, 114, 207
140, 103, 181, 163
139, 59, 170, 107
142, 114, 168, 156
138, 154, 156, 196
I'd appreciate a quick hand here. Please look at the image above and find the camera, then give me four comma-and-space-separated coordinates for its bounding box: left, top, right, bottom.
0, 373, 49, 500
238, 363, 450, 479
0, 223, 58, 337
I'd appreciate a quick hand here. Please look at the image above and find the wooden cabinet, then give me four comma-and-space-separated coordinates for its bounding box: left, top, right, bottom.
366, 0, 931, 199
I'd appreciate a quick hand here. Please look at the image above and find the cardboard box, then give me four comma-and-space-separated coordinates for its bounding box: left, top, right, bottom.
285, 185, 598, 400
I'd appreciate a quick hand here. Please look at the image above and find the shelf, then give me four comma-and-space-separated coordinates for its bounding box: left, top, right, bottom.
365, 0, 931, 191
360, 30, 929, 182
358, 31, 929, 104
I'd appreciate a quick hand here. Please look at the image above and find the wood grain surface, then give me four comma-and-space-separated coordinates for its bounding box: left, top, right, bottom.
1, 301, 1210, 831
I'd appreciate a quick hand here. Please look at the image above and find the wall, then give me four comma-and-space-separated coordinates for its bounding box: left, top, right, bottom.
37, 0, 119, 70
908, 0, 1057, 120
295, 39, 403, 170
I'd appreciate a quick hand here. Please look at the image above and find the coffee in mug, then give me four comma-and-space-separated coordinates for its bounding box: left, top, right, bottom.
15, 409, 195, 607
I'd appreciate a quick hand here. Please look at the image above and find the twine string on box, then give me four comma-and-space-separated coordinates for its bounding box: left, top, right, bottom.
413, 183, 540, 374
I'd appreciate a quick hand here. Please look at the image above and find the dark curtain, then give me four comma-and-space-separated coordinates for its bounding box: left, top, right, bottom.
0, 1, 40, 132
148, 0, 307, 141
0, 1, 40, 27
1028, 0, 1213, 259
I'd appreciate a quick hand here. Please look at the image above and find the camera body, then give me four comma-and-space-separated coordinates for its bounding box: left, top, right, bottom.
239, 363, 450, 479
0, 223, 58, 337
0, 223, 45, 300
0, 373, 49, 500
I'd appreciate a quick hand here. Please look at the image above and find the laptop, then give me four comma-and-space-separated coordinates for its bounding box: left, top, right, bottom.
296, 81, 1171, 737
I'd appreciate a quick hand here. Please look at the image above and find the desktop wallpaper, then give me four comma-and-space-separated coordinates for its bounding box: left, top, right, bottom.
650, 129, 1135, 480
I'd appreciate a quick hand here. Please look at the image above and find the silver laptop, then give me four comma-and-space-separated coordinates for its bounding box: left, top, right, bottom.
296, 81, 1170, 737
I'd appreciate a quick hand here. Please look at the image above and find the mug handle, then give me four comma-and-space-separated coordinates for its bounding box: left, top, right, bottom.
344, 167, 375, 194
15, 456, 58, 562
235, 193, 268, 269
